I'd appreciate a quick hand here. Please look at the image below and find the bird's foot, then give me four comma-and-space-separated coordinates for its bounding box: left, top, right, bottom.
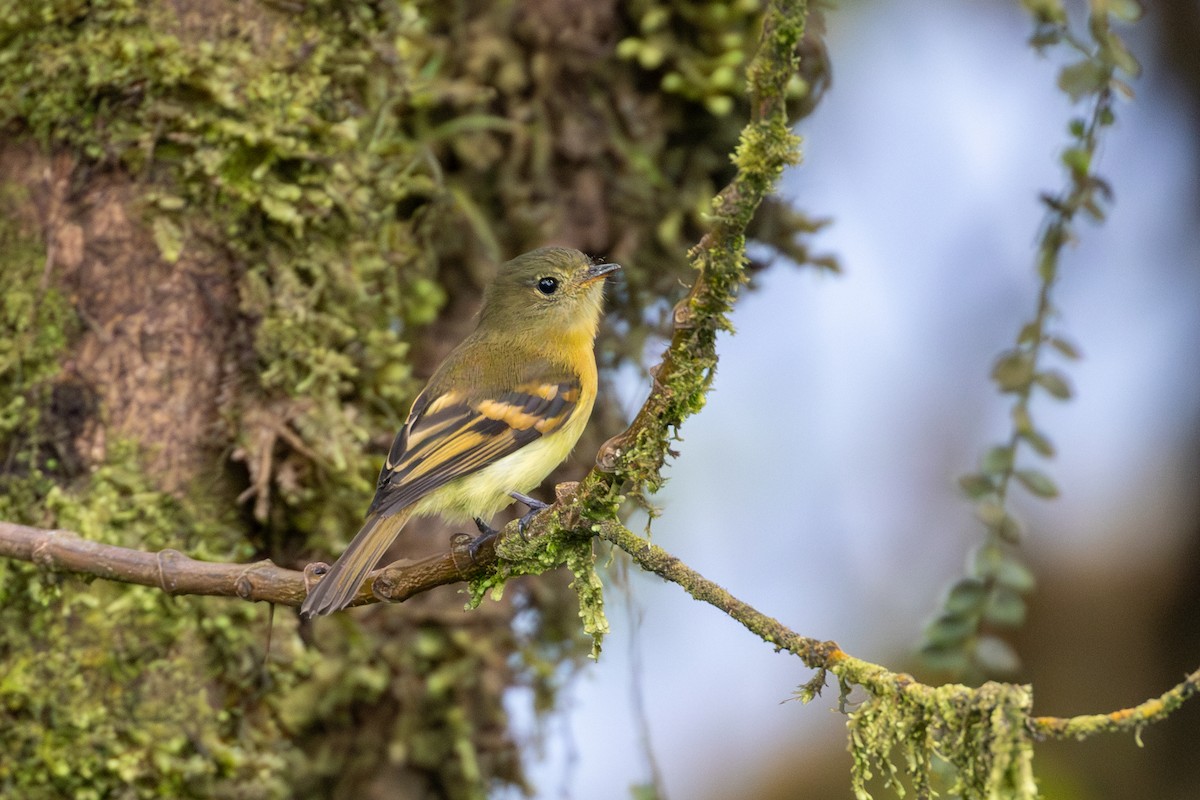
466, 517, 502, 561
450, 523, 499, 571
509, 491, 550, 537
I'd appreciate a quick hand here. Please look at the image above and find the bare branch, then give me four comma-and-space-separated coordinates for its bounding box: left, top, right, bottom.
0, 519, 498, 608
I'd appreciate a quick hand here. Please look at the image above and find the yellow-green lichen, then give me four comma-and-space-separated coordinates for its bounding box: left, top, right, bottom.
469, 503, 611, 659
847, 681, 1037, 800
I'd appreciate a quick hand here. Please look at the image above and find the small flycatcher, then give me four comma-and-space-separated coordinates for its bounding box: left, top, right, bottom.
300, 247, 618, 617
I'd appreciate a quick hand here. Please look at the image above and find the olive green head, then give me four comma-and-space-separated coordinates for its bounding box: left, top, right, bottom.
479, 247, 620, 337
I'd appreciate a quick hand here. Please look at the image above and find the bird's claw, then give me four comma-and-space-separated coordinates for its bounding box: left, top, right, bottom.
516, 510, 538, 538
509, 491, 550, 539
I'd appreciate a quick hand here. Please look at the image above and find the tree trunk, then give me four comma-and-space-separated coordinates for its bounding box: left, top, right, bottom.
0, 1, 825, 797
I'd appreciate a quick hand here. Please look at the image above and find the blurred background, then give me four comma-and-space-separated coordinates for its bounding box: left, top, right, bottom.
518, 1, 1200, 797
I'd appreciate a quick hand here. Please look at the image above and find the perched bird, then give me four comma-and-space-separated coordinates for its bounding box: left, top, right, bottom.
300, 247, 619, 617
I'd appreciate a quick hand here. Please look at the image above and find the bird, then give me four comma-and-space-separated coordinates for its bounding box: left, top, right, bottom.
299, 247, 619, 617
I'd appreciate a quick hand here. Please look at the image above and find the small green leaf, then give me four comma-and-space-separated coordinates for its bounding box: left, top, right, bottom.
992, 352, 1035, 392
925, 613, 975, 646
1016, 469, 1059, 498
994, 555, 1037, 593
1061, 147, 1091, 176
921, 642, 972, 674
1021, 428, 1056, 458
972, 543, 1005, 579
984, 586, 1027, 627
152, 216, 184, 264
1011, 404, 1034, 435
639, 6, 670, 33
1058, 59, 1109, 102
151, 193, 186, 211
944, 578, 987, 615
1103, 0, 1143, 22
1048, 336, 1082, 360
704, 95, 734, 116
1102, 31, 1142, 77
1017, 322, 1040, 345
1029, 27, 1063, 50
1020, 0, 1066, 24
615, 37, 642, 60
996, 514, 1023, 543
959, 473, 996, 500
1035, 370, 1073, 400
976, 500, 1007, 528
974, 635, 1022, 675
638, 44, 665, 70
981, 445, 1014, 475
260, 194, 301, 228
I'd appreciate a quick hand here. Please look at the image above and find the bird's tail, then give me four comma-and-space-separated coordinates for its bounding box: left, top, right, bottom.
300, 507, 413, 618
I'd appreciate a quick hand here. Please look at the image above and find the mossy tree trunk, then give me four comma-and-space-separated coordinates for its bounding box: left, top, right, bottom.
0, 0, 824, 797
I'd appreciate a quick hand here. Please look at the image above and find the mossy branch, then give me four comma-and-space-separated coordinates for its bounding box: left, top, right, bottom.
590, 0, 804, 501
1031, 666, 1200, 741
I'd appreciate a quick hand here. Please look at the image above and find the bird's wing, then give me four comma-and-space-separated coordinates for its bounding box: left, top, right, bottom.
367, 362, 581, 517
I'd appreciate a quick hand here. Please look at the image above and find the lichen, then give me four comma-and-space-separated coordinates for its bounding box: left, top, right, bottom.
847, 681, 1037, 800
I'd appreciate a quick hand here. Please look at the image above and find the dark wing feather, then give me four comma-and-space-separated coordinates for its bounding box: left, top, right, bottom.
366, 372, 581, 517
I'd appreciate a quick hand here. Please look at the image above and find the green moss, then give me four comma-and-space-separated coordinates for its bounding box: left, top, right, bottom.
0, 441, 303, 799
0, 191, 296, 799
0, 0, 454, 539
0, 195, 76, 490
563, 540, 609, 658
616, 0, 762, 113
467, 496, 611, 659
278, 616, 527, 799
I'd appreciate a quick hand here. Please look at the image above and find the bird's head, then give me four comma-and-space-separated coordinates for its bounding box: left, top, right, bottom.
480, 247, 620, 339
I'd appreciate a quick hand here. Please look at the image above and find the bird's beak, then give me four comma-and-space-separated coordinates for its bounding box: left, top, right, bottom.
580, 262, 621, 285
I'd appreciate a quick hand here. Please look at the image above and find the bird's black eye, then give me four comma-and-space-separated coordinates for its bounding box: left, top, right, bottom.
536, 276, 559, 295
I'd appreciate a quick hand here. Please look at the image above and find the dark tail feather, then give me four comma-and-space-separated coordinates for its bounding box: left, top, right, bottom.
300, 509, 412, 618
